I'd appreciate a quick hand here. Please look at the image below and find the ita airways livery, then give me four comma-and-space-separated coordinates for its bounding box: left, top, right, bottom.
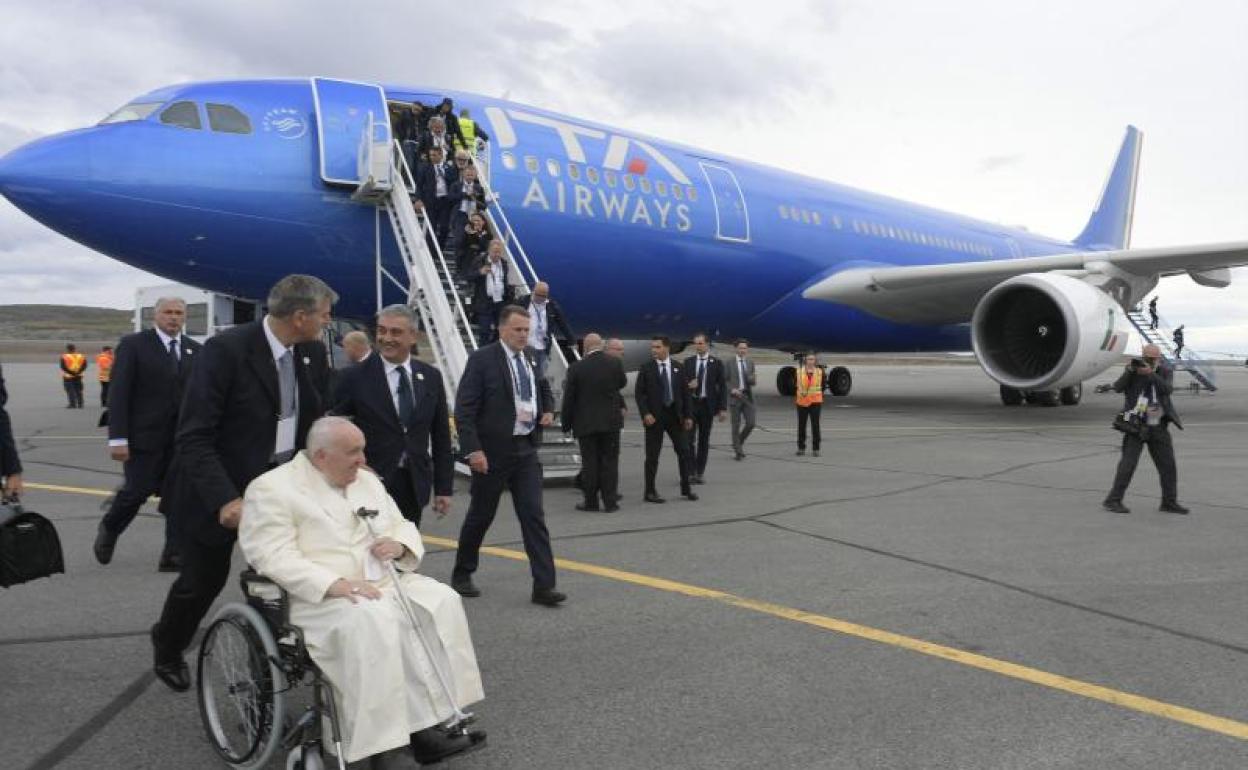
1, 78, 1245, 404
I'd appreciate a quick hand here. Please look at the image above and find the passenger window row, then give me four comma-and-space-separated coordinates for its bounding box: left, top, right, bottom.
779, 203, 994, 257
503, 151, 698, 202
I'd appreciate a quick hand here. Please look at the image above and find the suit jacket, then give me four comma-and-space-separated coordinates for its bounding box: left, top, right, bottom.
725, 355, 757, 396
467, 255, 515, 306
682, 354, 729, 413
331, 354, 453, 509
164, 320, 330, 546
1113, 363, 1183, 429
417, 132, 456, 166
560, 350, 626, 437
446, 178, 487, 218
0, 364, 19, 477
635, 358, 691, 422
519, 296, 575, 351
107, 329, 202, 452
416, 159, 458, 209
455, 342, 554, 464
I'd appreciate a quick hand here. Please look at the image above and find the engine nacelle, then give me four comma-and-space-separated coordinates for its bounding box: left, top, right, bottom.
971, 273, 1130, 391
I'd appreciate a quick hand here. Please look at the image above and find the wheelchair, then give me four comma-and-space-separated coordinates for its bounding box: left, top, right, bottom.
196, 570, 346, 770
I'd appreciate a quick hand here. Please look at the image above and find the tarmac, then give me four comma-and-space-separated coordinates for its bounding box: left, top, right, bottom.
3, 360, 1248, 769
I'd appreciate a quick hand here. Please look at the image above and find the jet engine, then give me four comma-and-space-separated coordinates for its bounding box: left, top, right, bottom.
971, 273, 1130, 392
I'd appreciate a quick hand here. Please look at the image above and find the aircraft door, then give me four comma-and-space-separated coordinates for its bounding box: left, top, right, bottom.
311, 77, 391, 185
698, 161, 750, 243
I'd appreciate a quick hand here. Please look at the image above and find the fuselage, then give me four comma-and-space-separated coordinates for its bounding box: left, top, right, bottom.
0, 79, 1082, 352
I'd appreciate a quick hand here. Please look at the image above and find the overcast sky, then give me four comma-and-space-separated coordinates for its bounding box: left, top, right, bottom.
1, 0, 1245, 352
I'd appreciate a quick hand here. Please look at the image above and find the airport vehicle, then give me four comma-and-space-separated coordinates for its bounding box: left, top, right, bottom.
1, 78, 1244, 405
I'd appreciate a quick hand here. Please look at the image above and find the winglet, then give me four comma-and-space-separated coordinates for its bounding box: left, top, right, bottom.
1074, 126, 1142, 251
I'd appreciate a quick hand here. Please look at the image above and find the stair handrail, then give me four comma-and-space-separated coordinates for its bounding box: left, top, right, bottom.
391, 140, 477, 352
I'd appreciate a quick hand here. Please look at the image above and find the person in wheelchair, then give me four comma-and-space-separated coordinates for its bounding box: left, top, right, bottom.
239, 416, 485, 769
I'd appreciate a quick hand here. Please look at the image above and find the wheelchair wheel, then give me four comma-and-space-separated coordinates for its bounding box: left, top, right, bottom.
197, 603, 286, 769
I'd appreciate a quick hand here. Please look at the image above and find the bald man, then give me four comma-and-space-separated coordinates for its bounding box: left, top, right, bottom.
342, 330, 373, 365
561, 333, 627, 511
521, 282, 574, 383
1103, 344, 1188, 515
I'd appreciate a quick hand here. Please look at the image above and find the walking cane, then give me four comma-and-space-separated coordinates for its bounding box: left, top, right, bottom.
353, 507, 474, 732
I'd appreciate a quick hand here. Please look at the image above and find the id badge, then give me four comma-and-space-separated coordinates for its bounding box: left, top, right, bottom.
517, 407, 535, 425
275, 415, 297, 455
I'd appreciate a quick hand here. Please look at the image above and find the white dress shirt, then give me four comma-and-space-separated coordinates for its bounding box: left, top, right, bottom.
509, 349, 537, 435
528, 302, 548, 351
263, 315, 299, 456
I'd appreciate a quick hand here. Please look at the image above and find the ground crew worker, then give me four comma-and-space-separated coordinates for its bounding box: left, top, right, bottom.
61, 343, 87, 408
457, 108, 490, 155
794, 353, 823, 457
96, 345, 114, 406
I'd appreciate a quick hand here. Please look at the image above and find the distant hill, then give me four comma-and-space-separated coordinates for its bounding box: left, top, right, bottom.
0, 304, 131, 341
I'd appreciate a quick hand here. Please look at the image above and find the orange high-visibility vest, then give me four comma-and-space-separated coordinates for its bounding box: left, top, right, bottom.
96, 352, 114, 382
795, 368, 823, 407
61, 353, 86, 379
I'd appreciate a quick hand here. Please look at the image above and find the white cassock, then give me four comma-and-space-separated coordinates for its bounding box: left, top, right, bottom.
239, 452, 484, 763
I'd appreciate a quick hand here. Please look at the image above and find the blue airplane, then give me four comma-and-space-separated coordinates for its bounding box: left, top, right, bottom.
1, 78, 1244, 402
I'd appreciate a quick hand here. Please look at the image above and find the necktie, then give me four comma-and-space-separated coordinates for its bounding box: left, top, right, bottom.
697, 358, 706, 397
278, 350, 296, 418
739, 359, 748, 393
513, 353, 532, 401
168, 339, 180, 373
396, 366, 415, 427
660, 363, 673, 406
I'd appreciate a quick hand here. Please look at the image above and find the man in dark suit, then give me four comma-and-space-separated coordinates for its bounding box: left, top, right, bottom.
94, 297, 202, 571
635, 335, 697, 503
451, 304, 566, 607
1103, 344, 1188, 515
332, 304, 453, 527
467, 240, 513, 343
444, 162, 487, 257
682, 333, 728, 484
0, 363, 22, 500
520, 281, 576, 384
150, 275, 336, 692
561, 333, 626, 512
726, 338, 758, 461
416, 145, 457, 244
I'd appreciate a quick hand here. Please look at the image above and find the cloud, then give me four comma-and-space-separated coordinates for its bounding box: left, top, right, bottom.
978, 153, 1024, 173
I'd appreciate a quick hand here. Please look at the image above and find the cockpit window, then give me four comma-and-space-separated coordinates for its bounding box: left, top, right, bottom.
206, 103, 252, 134
160, 101, 202, 130
99, 101, 163, 124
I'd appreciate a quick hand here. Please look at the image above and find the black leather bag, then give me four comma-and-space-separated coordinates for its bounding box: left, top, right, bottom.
0, 500, 65, 588
1112, 412, 1150, 440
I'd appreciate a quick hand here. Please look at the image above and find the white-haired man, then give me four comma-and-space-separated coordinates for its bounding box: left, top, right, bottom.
240, 416, 485, 768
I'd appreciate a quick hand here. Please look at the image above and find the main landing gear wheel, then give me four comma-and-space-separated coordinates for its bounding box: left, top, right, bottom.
1059, 383, 1083, 405
999, 385, 1024, 406
198, 603, 286, 770
827, 366, 852, 397
777, 366, 797, 397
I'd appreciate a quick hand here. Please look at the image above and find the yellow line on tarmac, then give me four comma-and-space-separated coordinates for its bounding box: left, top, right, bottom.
24, 480, 1248, 741
25, 481, 113, 497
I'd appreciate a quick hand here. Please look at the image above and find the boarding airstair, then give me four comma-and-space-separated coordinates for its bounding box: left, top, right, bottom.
349, 108, 581, 479
1125, 308, 1217, 392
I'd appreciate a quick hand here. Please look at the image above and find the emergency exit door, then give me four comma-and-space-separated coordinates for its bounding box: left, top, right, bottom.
311, 77, 391, 185
698, 161, 750, 243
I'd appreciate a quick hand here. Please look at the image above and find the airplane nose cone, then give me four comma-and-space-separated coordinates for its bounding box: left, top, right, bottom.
0, 130, 94, 231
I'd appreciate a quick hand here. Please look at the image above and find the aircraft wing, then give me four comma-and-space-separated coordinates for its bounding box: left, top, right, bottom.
801, 240, 1248, 325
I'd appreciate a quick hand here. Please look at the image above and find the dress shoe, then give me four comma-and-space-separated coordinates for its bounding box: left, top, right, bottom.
151, 624, 190, 692
1102, 501, 1130, 514
603, 504, 620, 513
734, 451, 744, 461
682, 490, 699, 501
644, 492, 666, 504
410, 726, 487, 765
93, 523, 117, 565
1159, 502, 1190, 515
574, 502, 600, 512
531, 587, 567, 607
450, 576, 481, 597
795, 449, 805, 456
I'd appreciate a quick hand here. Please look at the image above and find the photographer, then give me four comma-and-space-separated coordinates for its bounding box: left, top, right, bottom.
1102, 344, 1188, 514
